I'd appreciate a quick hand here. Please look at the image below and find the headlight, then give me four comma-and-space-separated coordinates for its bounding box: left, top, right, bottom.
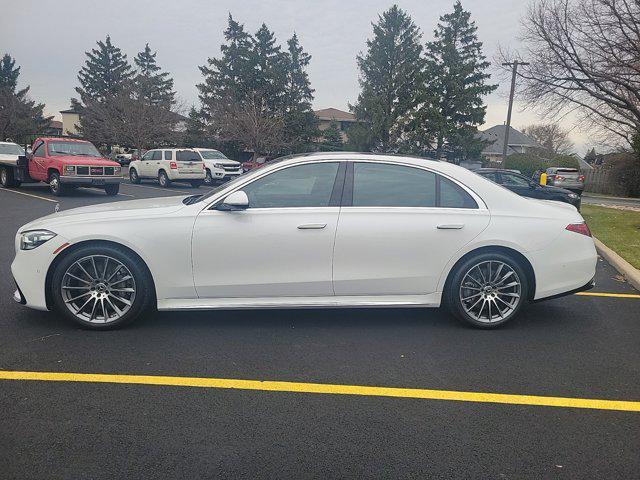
214, 163, 224, 169
114, 166, 122, 176
20, 230, 57, 250
64, 165, 76, 175
568, 193, 579, 199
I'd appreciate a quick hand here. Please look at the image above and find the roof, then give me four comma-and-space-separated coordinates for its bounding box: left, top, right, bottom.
49, 120, 63, 129
314, 108, 357, 122
478, 125, 540, 155
37, 137, 91, 143
60, 108, 82, 114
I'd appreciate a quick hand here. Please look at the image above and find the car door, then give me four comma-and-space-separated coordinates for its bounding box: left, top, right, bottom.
332, 161, 490, 296
191, 161, 344, 298
138, 150, 154, 177
499, 172, 538, 198
28, 140, 48, 181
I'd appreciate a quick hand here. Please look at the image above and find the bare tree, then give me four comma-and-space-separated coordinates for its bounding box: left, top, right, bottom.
212, 93, 285, 158
521, 123, 574, 155
500, 0, 640, 146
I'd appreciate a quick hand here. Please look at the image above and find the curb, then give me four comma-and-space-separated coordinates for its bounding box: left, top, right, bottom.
593, 237, 640, 291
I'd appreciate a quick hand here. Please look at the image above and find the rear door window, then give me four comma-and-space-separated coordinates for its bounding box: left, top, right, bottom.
352, 163, 437, 207
164, 151, 173, 160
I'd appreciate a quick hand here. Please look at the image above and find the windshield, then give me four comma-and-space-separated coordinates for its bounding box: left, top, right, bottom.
199, 150, 228, 160
0, 143, 24, 155
48, 141, 101, 157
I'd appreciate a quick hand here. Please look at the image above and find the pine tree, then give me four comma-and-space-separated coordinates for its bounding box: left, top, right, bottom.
182, 106, 211, 147
251, 24, 287, 111
76, 35, 134, 102
0, 54, 51, 141
282, 33, 318, 153
197, 14, 255, 109
421, 1, 496, 162
320, 122, 344, 151
351, 5, 426, 152
134, 43, 175, 107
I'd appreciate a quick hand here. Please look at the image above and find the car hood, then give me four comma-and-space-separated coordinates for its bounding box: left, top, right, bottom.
19, 195, 189, 232
0, 153, 19, 162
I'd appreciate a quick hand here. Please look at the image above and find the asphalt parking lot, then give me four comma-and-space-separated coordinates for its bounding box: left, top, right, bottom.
1, 179, 639, 479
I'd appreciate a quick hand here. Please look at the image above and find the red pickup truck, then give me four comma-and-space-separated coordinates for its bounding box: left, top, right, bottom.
0, 137, 123, 196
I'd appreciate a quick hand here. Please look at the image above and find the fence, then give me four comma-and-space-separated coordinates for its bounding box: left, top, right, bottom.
583, 169, 620, 195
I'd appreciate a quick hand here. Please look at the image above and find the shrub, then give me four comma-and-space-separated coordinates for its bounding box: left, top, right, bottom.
502, 153, 580, 177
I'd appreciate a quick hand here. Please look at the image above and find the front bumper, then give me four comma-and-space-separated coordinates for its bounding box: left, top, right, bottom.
222, 171, 242, 179
60, 176, 122, 186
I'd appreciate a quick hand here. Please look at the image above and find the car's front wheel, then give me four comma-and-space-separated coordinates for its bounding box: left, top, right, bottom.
104, 184, 120, 196
129, 168, 141, 184
49, 172, 67, 196
446, 252, 528, 328
158, 170, 171, 188
51, 244, 153, 329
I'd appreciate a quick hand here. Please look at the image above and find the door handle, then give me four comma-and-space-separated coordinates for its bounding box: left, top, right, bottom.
437, 224, 464, 230
297, 223, 327, 230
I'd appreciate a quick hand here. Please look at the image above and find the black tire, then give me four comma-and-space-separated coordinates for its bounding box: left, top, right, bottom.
204, 169, 213, 185
105, 184, 120, 196
50, 244, 153, 330
49, 172, 67, 196
190, 180, 202, 188
158, 170, 171, 188
1, 166, 16, 187
129, 168, 141, 184
445, 251, 529, 329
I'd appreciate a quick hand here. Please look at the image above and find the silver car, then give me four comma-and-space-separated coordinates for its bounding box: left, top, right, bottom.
542, 167, 584, 193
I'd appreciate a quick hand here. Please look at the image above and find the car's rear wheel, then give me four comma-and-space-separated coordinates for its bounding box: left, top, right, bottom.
0, 166, 18, 187
49, 172, 66, 196
51, 245, 152, 329
446, 252, 528, 328
158, 170, 171, 188
129, 168, 141, 184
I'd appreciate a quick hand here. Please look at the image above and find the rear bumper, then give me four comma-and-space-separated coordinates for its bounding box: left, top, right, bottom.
532, 277, 595, 303
60, 176, 122, 185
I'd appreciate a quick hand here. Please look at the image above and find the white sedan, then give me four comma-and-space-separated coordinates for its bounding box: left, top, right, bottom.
12, 153, 597, 329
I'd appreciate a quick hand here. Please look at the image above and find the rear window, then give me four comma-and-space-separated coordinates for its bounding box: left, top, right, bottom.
0, 143, 24, 155
557, 168, 579, 174
176, 150, 200, 161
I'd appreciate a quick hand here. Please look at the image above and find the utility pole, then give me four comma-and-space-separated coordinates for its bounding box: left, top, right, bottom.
501, 61, 529, 167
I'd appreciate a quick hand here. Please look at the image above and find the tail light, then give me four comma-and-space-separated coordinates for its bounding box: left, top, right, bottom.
566, 222, 591, 237
170, 162, 177, 169
578, 175, 585, 182
555, 175, 565, 181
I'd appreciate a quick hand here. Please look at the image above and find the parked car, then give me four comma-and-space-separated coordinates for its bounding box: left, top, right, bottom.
128, 148, 205, 188
242, 155, 273, 172
12, 152, 597, 330
0, 137, 122, 196
477, 168, 581, 210
192, 148, 242, 183
191, 148, 233, 185
113, 152, 133, 166
534, 167, 585, 193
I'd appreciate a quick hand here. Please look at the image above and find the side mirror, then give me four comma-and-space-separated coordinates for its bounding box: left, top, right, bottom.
217, 190, 249, 211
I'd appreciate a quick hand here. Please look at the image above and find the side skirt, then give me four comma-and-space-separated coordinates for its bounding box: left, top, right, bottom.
157, 293, 442, 311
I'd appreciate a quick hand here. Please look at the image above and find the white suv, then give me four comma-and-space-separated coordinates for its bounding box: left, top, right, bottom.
129, 148, 205, 188
192, 148, 243, 184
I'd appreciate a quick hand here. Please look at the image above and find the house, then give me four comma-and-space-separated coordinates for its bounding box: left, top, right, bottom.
478, 125, 540, 163
44, 120, 63, 136
314, 108, 360, 142
60, 107, 82, 136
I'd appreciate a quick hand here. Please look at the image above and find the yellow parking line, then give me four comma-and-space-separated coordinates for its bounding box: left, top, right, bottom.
0, 187, 57, 203
0, 370, 638, 412
576, 292, 640, 299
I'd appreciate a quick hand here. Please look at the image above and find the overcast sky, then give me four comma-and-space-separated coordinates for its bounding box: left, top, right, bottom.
1, 0, 590, 152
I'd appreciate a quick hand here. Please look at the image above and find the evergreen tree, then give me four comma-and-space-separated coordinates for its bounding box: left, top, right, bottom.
420, 1, 496, 162
182, 106, 211, 147
76, 35, 134, 102
197, 14, 255, 111
134, 43, 175, 107
0, 54, 51, 141
351, 5, 426, 152
282, 33, 318, 153
320, 122, 344, 151
251, 24, 287, 111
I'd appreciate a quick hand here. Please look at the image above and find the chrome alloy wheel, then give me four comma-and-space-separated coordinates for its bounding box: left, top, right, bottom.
459, 260, 522, 323
61, 255, 136, 323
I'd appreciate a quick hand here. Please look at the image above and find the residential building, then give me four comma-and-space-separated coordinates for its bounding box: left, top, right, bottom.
60, 107, 82, 135
314, 108, 360, 142
478, 125, 540, 163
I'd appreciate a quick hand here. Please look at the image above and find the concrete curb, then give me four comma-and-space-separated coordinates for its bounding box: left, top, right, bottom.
593, 237, 640, 291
